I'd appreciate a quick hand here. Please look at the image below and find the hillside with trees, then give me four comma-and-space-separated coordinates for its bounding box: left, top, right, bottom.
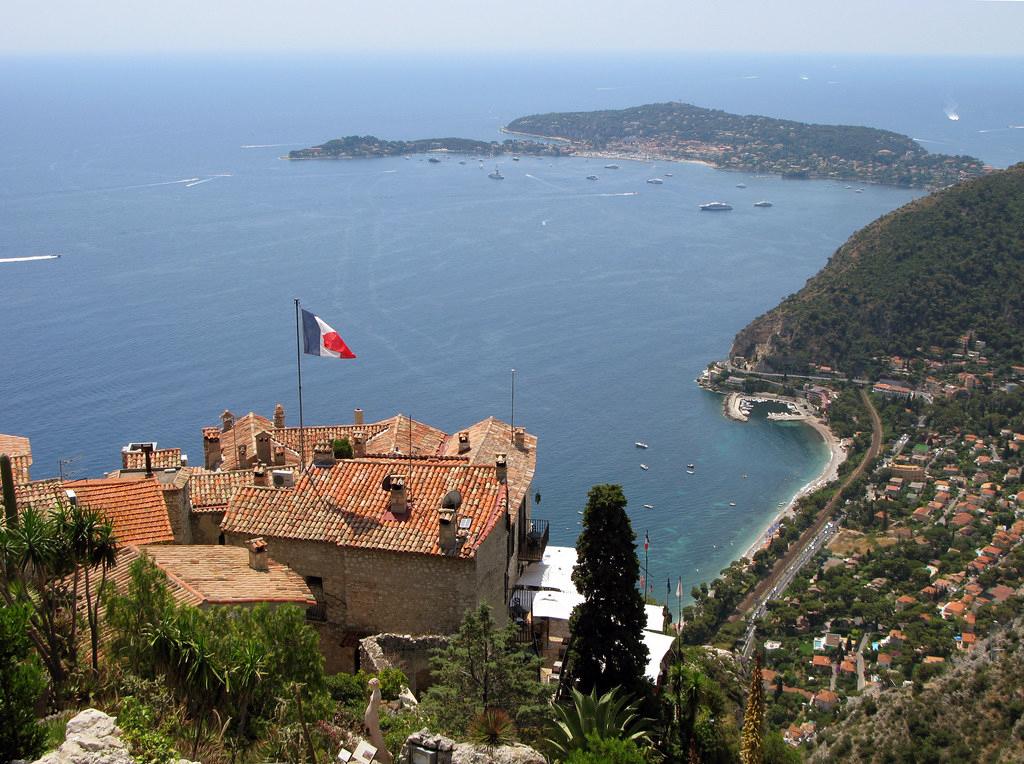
810, 615, 1024, 762
505, 102, 987, 188
731, 163, 1024, 375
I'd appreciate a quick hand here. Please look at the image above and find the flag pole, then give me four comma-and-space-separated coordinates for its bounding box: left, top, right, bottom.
510, 368, 516, 439
294, 298, 306, 472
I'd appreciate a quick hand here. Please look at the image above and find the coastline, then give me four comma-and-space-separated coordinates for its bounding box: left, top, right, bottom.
724, 394, 847, 562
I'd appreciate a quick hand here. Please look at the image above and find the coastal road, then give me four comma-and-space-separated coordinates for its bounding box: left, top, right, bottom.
738, 390, 883, 659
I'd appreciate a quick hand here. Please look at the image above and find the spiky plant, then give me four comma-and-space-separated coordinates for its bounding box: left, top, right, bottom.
740, 654, 765, 764
544, 686, 651, 760
468, 708, 516, 747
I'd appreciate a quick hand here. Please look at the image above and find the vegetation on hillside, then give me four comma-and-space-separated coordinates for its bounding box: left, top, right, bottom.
288, 135, 569, 159
732, 163, 1024, 375
506, 102, 986, 187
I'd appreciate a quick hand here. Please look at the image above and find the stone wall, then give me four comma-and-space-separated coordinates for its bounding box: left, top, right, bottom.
359, 633, 449, 695
190, 511, 225, 545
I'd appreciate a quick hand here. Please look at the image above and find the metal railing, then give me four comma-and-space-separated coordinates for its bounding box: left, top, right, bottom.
518, 518, 549, 562
305, 602, 327, 622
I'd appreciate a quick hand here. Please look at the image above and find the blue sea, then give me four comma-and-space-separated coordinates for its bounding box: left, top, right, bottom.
2, 54, 1022, 610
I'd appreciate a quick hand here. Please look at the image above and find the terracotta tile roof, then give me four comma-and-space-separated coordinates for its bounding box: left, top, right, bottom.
440, 417, 538, 515
105, 546, 203, 609
366, 415, 448, 457
1, 479, 67, 516
141, 544, 315, 606
274, 424, 389, 463
223, 458, 505, 558
64, 478, 174, 545
0, 433, 32, 485
189, 469, 257, 512
122, 448, 183, 471
213, 413, 277, 470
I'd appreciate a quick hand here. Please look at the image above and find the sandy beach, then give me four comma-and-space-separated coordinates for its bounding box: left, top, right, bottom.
724, 394, 847, 561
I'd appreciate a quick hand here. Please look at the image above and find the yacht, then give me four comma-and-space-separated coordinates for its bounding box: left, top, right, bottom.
488, 167, 504, 180
699, 202, 732, 211
428, 156, 441, 164
665, 172, 673, 177
586, 175, 599, 180
736, 183, 747, 189
753, 200, 773, 208
512, 156, 520, 161
640, 464, 649, 471
642, 504, 654, 509
646, 178, 664, 185
604, 163, 620, 169
687, 463, 696, 470
635, 442, 649, 449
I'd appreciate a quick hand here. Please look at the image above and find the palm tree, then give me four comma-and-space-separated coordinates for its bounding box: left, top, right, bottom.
83, 520, 118, 673
668, 661, 723, 763
544, 686, 651, 761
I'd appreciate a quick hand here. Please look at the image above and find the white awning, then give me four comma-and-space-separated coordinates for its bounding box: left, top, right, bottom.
642, 630, 676, 683
531, 589, 585, 621
645, 604, 665, 633
515, 545, 578, 593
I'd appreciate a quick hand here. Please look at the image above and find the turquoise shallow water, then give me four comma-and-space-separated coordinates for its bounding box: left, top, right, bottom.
1, 54, 1020, 608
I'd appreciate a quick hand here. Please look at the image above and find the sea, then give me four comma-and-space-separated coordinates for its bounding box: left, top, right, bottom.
2, 54, 1022, 612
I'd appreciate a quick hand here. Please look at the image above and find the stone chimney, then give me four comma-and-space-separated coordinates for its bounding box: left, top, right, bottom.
312, 441, 336, 468
237, 444, 248, 467
495, 453, 508, 484
202, 428, 221, 470
221, 410, 235, 432
388, 475, 407, 515
64, 489, 77, 507
354, 407, 364, 426
513, 427, 526, 450
438, 507, 457, 555
352, 431, 366, 458
273, 445, 286, 466
457, 431, 471, 454
246, 537, 269, 572
256, 432, 272, 465
253, 463, 269, 487
273, 403, 285, 429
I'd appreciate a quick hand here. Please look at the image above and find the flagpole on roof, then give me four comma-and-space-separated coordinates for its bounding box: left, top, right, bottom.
510, 368, 516, 440
294, 298, 306, 472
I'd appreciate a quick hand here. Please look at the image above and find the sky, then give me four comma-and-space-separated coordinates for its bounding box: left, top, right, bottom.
1, 0, 1023, 56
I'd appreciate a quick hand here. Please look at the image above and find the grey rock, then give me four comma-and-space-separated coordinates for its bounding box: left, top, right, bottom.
33, 709, 133, 764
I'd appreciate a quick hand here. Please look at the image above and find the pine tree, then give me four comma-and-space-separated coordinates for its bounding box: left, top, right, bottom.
565, 484, 648, 698
740, 653, 766, 764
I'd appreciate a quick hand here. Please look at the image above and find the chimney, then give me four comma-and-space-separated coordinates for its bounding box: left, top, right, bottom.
438, 507, 457, 554
354, 407, 364, 426
312, 441, 336, 468
253, 463, 269, 487
256, 432, 272, 465
221, 410, 235, 432
237, 444, 248, 467
495, 453, 508, 484
352, 431, 366, 458
273, 403, 285, 429
140, 443, 154, 477
457, 431, 471, 454
513, 427, 526, 450
388, 475, 407, 515
64, 489, 77, 507
246, 537, 269, 572
273, 445, 286, 466
202, 428, 222, 470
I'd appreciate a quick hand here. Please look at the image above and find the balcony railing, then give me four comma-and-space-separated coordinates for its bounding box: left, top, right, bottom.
508, 588, 538, 650
305, 602, 327, 622
518, 518, 549, 563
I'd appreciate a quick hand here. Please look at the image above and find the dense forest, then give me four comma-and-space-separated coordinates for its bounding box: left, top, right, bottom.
505, 102, 987, 187
731, 163, 1024, 375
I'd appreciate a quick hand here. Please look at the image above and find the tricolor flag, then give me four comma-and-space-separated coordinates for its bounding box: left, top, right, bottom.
301, 308, 356, 359
644, 531, 649, 552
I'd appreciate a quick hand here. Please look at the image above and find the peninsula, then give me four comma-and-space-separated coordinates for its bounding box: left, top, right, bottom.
287, 135, 570, 160
505, 101, 988, 188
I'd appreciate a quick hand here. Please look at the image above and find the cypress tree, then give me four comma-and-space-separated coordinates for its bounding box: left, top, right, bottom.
740, 653, 766, 764
565, 484, 648, 697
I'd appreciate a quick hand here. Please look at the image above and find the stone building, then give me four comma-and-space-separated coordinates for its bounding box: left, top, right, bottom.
215, 407, 540, 671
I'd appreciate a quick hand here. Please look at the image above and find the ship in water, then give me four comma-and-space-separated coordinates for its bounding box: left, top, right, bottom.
604, 163, 620, 169
428, 156, 441, 163
699, 201, 732, 211
753, 200, 773, 208
488, 167, 504, 180
646, 178, 664, 185
586, 175, 599, 180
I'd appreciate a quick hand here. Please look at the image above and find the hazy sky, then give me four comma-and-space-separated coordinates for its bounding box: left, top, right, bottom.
2, 0, 1022, 56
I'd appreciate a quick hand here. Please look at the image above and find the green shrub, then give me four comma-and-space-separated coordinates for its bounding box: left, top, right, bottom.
118, 696, 180, 764
0, 603, 47, 762
377, 667, 408, 701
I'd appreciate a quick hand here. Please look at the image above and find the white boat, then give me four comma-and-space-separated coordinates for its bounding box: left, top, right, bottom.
687, 463, 695, 470
512, 156, 520, 161
586, 175, 599, 180
643, 504, 654, 509
736, 183, 747, 188
640, 464, 649, 471
753, 200, 773, 208
664, 172, 673, 177
729, 502, 737, 507
646, 178, 664, 185
488, 167, 504, 180
699, 202, 732, 211
428, 156, 441, 164
604, 164, 620, 169
635, 442, 649, 449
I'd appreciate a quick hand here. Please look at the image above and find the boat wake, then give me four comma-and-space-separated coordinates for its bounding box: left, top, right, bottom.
595, 192, 639, 197
943, 100, 960, 121
0, 254, 61, 264
240, 143, 302, 149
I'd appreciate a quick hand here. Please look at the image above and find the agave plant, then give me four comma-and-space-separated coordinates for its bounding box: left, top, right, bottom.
544, 686, 652, 760
468, 708, 516, 747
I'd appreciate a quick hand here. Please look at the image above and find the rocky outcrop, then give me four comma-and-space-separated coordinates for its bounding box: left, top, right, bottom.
399, 730, 545, 764
31, 709, 199, 764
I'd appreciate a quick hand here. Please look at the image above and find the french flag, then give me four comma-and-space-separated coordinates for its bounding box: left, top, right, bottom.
301, 308, 356, 359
